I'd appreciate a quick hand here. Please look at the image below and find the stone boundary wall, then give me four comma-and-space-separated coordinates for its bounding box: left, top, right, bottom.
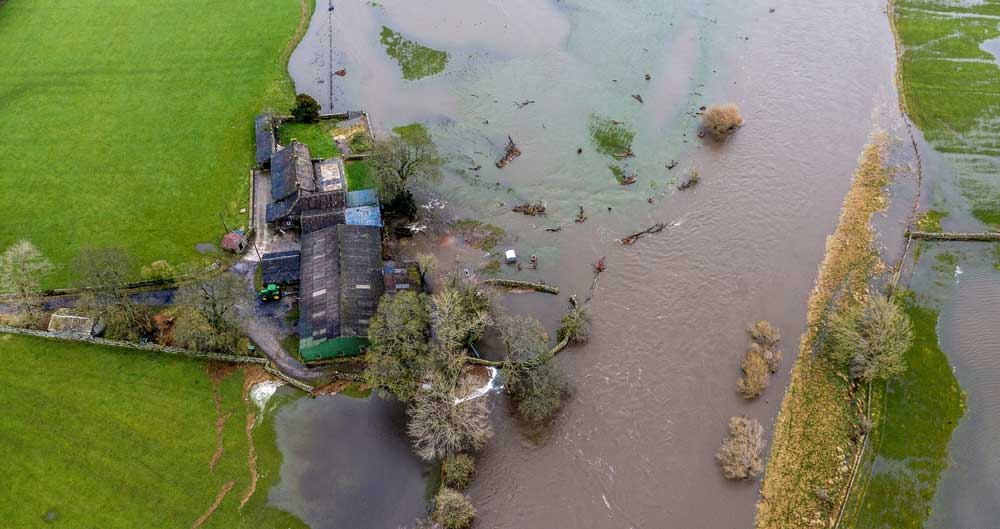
0, 325, 267, 365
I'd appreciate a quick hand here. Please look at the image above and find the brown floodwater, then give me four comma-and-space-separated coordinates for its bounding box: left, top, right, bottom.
287, 0, 900, 527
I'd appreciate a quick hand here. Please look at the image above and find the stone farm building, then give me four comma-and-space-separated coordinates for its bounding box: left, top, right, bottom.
265, 140, 347, 231
298, 224, 384, 361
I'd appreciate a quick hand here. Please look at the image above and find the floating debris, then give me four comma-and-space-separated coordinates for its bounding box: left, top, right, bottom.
667, 159, 678, 170
496, 136, 522, 168
632, 94, 644, 104
514, 99, 536, 109
620, 222, 668, 245
575, 206, 588, 224
512, 201, 546, 215
334, 68, 347, 76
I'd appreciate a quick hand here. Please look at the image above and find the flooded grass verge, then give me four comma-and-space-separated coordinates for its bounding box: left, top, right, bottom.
756, 136, 890, 529
841, 297, 965, 528
0, 334, 305, 528
380, 26, 449, 80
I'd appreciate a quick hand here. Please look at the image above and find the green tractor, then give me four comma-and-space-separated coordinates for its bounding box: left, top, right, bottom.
258, 283, 281, 302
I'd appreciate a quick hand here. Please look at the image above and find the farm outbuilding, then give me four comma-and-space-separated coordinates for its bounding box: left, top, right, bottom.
48, 308, 101, 337
220, 232, 247, 253
298, 224, 384, 361
255, 114, 276, 167
260, 251, 301, 285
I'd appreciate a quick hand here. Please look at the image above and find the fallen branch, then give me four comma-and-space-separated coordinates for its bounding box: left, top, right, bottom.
483, 279, 559, 294
905, 230, 1000, 241
612, 148, 635, 160
496, 136, 522, 168
620, 222, 667, 245
575, 206, 588, 224
620, 173, 637, 185
514, 99, 536, 109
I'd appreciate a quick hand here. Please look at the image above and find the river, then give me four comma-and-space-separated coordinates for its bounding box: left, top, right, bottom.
284, 0, 899, 527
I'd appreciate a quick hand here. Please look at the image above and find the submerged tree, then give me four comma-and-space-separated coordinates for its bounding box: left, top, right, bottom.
737, 343, 771, 399
433, 487, 476, 529
702, 103, 743, 139
828, 294, 912, 382
0, 240, 53, 312
499, 315, 571, 422
556, 306, 592, 344
716, 416, 765, 480
407, 381, 493, 461
365, 291, 433, 401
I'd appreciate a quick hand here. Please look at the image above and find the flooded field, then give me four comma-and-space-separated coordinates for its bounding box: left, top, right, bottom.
284, 0, 900, 527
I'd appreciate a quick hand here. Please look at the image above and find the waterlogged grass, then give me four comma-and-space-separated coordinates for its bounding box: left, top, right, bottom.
0, 334, 305, 529
380, 27, 448, 81
589, 115, 635, 156
277, 122, 341, 158
844, 299, 965, 528
451, 219, 505, 251
0, 0, 309, 287
915, 209, 947, 232
608, 165, 628, 184
346, 160, 376, 191
393, 122, 432, 145
757, 137, 890, 529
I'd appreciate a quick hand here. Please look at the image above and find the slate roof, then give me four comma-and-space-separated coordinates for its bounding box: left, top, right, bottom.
299, 227, 341, 351
260, 251, 301, 285
345, 205, 383, 227
301, 208, 346, 235
271, 141, 315, 202
346, 189, 378, 208
337, 225, 384, 337
255, 114, 275, 166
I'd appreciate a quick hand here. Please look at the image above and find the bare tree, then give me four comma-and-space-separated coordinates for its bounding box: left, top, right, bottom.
175, 272, 251, 334
371, 135, 443, 199
407, 382, 493, 461
0, 240, 53, 311
716, 416, 765, 480
433, 488, 476, 529
72, 247, 132, 307
829, 294, 912, 382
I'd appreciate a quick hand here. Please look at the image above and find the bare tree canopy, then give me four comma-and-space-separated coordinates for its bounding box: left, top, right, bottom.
829, 294, 913, 382
407, 382, 492, 461
371, 135, 443, 198
0, 240, 53, 304
175, 272, 251, 332
716, 416, 765, 480
72, 247, 133, 306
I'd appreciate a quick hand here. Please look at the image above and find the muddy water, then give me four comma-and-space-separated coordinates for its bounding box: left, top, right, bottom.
269, 392, 430, 528
928, 248, 1000, 528
288, 0, 898, 527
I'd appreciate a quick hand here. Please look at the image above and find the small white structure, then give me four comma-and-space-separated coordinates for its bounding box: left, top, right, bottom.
47, 308, 98, 337
505, 249, 518, 263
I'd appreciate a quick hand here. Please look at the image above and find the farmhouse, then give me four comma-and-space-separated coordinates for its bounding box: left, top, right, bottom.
298, 224, 385, 361
265, 141, 347, 228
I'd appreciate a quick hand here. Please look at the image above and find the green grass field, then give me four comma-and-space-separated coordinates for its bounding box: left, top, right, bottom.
0, 0, 308, 286
346, 160, 376, 191
277, 121, 341, 159
0, 334, 306, 528
842, 299, 965, 528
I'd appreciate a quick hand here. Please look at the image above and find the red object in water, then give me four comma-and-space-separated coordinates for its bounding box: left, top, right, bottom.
334, 69, 347, 77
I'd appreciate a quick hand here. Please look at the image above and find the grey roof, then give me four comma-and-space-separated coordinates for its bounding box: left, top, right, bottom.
255, 114, 275, 166
346, 189, 379, 208
301, 208, 346, 235
337, 225, 384, 337
265, 196, 297, 224
271, 141, 315, 202
314, 158, 346, 192
260, 251, 301, 285
299, 227, 341, 350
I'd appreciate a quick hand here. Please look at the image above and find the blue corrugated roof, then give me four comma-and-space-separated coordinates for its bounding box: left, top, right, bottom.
346, 189, 378, 208
345, 206, 383, 227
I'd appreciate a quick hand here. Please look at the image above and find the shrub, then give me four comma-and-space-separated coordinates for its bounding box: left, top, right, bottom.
748, 319, 780, 349
703, 104, 743, 139
716, 416, 765, 480
141, 260, 177, 282
556, 308, 591, 344
509, 360, 570, 423
828, 295, 912, 382
433, 488, 476, 529
442, 454, 475, 489
737, 344, 770, 399
290, 93, 321, 123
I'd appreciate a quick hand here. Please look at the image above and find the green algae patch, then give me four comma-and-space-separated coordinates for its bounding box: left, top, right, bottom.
843, 299, 965, 529
393, 123, 432, 145
608, 165, 628, 184
277, 121, 341, 158
380, 26, 448, 80
589, 115, 635, 156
